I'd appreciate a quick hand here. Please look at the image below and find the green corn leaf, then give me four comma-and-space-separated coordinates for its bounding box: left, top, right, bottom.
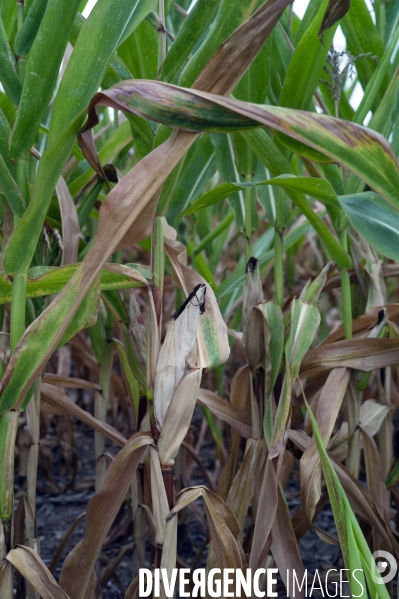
286, 299, 321, 381
160, 0, 220, 84
117, 18, 158, 81
368, 66, 399, 138
338, 191, 399, 262
354, 24, 399, 126
1, 0, 17, 38
216, 220, 310, 302
179, 0, 259, 88
0, 263, 150, 305
0, 156, 25, 216
279, 0, 336, 112
0, 15, 21, 108
49, 0, 156, 144
294, 0, 319, 43
14, 0, 48, 58
305, 398, 392, 598
210, 134, 245, 231
243, 129, 349, 267
102, 290, 129, 324
69, 12, 134, 85
0, 109, 13, 172
182, 174, 339, 216
80, 79, 399, 212
167, 135, 215, 226
5, 111, 87, 276
9, 0, 81, 159
270, 298, 321, 453
341, 0, 384, 95
88, 305, 106, 365
57, 276, 100, 349
113, 339, 140, 422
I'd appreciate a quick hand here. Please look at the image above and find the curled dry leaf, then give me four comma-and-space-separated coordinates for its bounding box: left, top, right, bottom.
169, 486, 247, 570
40, 382, 127, 447
197, 387, 252, 438
320, 304, 399, 344
318, 0, 350, 42
157, 369, 202, 467
6, 545, 70, 599
359, 399, 390, 437
150, 446, 170, 546
217, 365, 252, 498
301, 337, 399, 378
361, 428, 390, 525
78, 79, 399, 218
164, 222, 229, 371
41, 373, 101, 390
154, 283, 205, 429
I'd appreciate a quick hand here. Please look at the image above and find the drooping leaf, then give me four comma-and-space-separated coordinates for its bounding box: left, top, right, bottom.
6, 545, 70, 599
0, 263, 149, 306
183, 174, 339, 216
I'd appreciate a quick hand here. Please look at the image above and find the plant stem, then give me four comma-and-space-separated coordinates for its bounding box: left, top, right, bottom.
10, 272, 27, 353
0, 410, 19, 548
244, 174, 253, 261
340, 231, 352, 339
158, 0, 167, 72
16, 1, 25, 83
274, 189, 284, 307
16, 159, 28, 210
151, 215, 165, 326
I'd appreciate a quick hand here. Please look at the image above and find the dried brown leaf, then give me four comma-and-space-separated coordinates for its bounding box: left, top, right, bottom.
6, 545, 70, 599
169, 486, 246, 569
56, 177, 80, 266
41, 374, 101, 390
301, 338, 399, 378
249, 458, 279, 569
271, 487, 305, 598
60, 432, 153, 599
359, 399, 390, 437
226, 439, 264, 541
197, 388, 252, 438
40, 383, 127, 447
158, 369, 202, 467
300, 368, 350, 521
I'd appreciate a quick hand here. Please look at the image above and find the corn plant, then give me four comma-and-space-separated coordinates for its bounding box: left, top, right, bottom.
1, 0, 399, 597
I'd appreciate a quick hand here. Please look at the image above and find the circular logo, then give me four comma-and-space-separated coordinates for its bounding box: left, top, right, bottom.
371, 550, 397, 584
